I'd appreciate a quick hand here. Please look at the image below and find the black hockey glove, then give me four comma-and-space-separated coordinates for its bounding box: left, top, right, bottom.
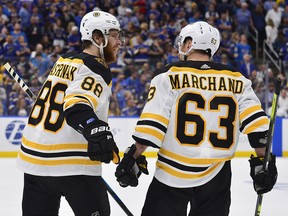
82, 119, 120, 164
249, 153, 277, 195
115, 144, 149, 187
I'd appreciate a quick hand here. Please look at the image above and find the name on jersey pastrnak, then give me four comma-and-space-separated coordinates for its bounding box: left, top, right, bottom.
49, 62, 77, 81
169, 73, 244, 94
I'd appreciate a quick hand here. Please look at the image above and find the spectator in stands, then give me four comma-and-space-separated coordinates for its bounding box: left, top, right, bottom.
205, 3, 219, 23
147, 32, 164, 70
16, 54, 32, 83
228, 32, 239, 66
266, 80, 275, 108
121, 8, 139, 29
254, 82, 266, 108
30, 43, 47, 60
132, 34, 150, 68
276, 88, 288, 117
30, 5, 45, 27
121, 97, 140, 117
117, 0, 129, 20
59, 4, 75, 31
2, 35, 18, 64
235, 1, 254, 35
125, 70, 138, 93
9, 95, 30, 116
239, 53, 257, 78
18, 2, 30, 29
30, 52, 50, 83
73, 6, 86, 28
219, 53, 232, 67
0, 5, 9, 25
147, 2, 161, 23
252, 4, 266, 48
265, 2, 283, 29
112, 81, 127, 111
40, 34, 53, 53
108, 98, 121, 117
15, 35, 31, 60
67, 26, 81, 52
264, 0, 275, 11
217, 0, 234, 18
234, 34, 252, 67
10, 23, 28, 43
25, 15, 43, 51
135, 72, 149, 102
166, 47, 179, 64
47, 3, 60, 24
216, 12, 232, 34
282, 4, 288, 23
265, 18, 278, 47
47, 45, 62, 62
52, 18, 66, 49
219, 31, 232, 55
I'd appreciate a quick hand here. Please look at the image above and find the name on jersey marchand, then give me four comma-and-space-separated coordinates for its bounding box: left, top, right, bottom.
169, 73, 244, 93
49, 63, 76, 81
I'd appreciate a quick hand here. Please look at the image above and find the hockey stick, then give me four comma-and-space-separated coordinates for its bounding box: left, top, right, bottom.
4, 62, 37, 101
254, 77, 282, 216
4, 62, 134, 216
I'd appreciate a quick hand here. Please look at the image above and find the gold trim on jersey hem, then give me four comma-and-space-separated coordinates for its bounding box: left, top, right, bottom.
22, 136, 88, 151
19, 151, 100, 166
2, 151, 288, 158
169, 67, 243, 77
156, 161, 222, 179
159, 148, 234, 164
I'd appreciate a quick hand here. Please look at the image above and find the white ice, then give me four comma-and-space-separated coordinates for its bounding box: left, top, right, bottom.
1, 158, 287, 216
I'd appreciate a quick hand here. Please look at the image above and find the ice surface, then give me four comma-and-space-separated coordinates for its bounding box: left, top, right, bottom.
1, 158, 287, 216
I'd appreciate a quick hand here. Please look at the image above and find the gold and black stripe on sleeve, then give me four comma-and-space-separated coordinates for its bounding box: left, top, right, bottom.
133, 120, 167, 148
239, 105, 269, 134
133, 113, 169, 147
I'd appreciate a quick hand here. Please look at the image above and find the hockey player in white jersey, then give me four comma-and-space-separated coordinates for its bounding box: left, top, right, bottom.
115, 21, 278, 215
17, 11, 124, 216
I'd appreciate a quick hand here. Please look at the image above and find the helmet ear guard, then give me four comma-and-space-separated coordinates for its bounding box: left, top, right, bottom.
175, 21, 220, 59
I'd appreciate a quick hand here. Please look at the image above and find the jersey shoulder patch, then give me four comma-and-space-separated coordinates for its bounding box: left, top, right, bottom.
68, 52, 112, 85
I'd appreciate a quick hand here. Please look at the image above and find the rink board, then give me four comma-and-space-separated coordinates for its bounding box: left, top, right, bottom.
0, 117, 287, 157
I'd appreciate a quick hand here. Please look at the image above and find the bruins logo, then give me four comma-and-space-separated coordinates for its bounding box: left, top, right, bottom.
93, 12, 100, 17
95, 58, 108, 68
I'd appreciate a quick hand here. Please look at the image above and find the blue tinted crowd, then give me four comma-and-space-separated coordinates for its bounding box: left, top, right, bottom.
0, 0, 288, 117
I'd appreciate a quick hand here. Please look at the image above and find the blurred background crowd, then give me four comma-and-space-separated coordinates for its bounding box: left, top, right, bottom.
1, 0, 288, 118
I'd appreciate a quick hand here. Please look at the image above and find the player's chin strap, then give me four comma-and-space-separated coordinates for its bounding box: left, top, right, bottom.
91, 36, 109, 60
178, 46, 194, 61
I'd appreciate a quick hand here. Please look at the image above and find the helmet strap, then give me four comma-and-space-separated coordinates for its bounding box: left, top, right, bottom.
91, 35, 109, 60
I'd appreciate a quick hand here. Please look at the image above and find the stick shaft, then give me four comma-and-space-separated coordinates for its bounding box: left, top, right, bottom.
4, 62, 37, 101
4, 62, 134, 216
254, 77, 281, 216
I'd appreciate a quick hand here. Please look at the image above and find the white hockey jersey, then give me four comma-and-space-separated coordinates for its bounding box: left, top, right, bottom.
17, 52, 112, 176
133, 61, 269, 188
